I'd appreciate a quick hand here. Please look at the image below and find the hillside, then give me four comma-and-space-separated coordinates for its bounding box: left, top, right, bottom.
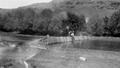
19, 0, 120, 19
0, 0, 120, 17
51, 0, 119, 18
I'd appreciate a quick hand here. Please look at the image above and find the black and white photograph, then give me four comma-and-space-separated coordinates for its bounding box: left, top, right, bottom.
0, 0, 120, 68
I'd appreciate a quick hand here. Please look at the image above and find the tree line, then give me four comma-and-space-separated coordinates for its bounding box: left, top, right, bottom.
0, 8, 120, 37
87, 9, 120, 37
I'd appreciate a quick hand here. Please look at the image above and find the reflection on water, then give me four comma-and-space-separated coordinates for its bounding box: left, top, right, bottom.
47, 39, 120, 52
71, 40, 120, 51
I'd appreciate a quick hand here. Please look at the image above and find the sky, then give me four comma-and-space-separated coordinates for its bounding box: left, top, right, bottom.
0, 0, 52, 9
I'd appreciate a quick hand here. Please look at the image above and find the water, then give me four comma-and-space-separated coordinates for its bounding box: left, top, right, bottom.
71, 39, 120, 51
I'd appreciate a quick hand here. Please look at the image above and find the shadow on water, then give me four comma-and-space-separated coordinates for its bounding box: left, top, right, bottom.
72, 39, 120, 51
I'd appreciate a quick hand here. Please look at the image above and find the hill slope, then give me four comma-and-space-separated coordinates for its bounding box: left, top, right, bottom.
0, 0, 119, 19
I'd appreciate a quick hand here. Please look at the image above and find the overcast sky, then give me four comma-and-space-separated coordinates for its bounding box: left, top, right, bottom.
0, 0, 52, 9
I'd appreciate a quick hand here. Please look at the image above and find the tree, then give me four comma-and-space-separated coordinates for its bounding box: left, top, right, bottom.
86, 9, 120, 37
62, 12, 86, 35
39, 8, 54, 35
86, 16, 105, 36
102, 16, 111, 36
2, 12, 17, 31
105, 9, 120, 37
2, 8, 38, 34
40, 8, 53, 19
48, 13, 65, 36
0, 13, 9, 31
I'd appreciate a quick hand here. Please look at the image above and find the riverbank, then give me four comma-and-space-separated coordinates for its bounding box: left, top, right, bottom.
47, 36, 120, 44
1, 31, 120, 44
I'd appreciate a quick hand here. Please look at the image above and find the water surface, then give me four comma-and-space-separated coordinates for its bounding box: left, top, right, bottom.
71, 39, 120, 51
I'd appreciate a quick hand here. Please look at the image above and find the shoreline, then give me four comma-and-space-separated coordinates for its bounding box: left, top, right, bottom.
1, 32, 120, 43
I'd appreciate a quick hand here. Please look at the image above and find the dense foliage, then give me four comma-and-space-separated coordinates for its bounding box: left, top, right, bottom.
103, 9, 120, 37
86, 15, 105, 36
87, 9, 120, 37
0, 8, 54, 35
1, 7, 120, 37
0, 8, 86, 36
62, 12, 86, 36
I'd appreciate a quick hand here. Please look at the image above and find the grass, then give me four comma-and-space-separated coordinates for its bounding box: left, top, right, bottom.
1, 47, 120, 68
27, 47, 120, 68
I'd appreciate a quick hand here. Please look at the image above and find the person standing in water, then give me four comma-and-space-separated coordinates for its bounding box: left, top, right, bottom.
69, 31, 75, 44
